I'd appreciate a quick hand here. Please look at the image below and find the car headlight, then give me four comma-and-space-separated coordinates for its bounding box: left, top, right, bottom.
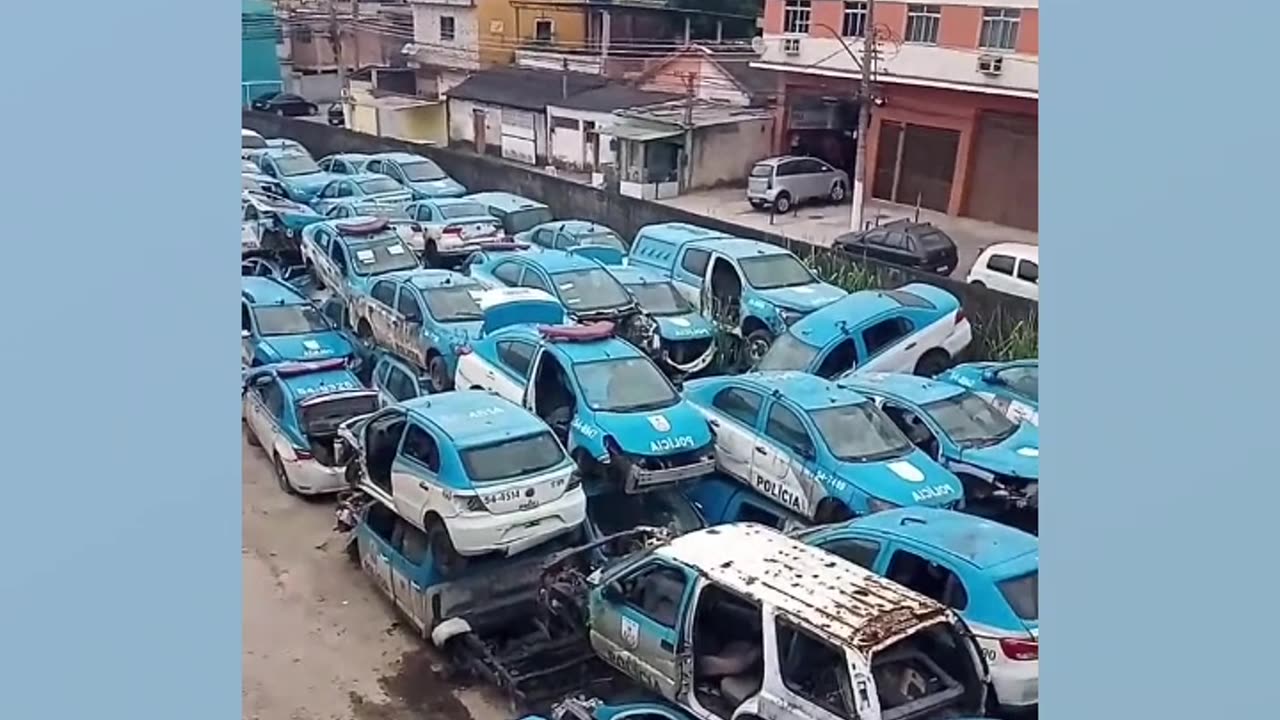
867, 497, 900, 514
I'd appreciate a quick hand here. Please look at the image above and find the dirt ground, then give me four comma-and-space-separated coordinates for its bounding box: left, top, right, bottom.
242, 433, 514, 720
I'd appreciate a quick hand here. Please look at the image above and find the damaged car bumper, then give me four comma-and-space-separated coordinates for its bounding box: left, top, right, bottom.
448, 489, 589, 557
611, 446, 718, 493
284, 457, 348, 495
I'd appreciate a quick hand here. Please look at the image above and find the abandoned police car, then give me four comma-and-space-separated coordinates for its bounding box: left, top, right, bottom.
309, 173, 414, 216
682, 372, 963, 522
515, 219, 629, 253
627, 223, 847, 363
241, 276, 355, 368
755, 284, 972, 379
338, 391, 587, 571
403, 197, 505, 267
253, 148, 338, 204
300, 217, 421, 301
347, 269, 486, 393
584, 522, 989, 720
456, 320, 717, 492
606, 264, 718, 377
243, 359, 381, 496
799, 508, 1039, 712
836, 372, 1039, 512
936, 360, 1039, 427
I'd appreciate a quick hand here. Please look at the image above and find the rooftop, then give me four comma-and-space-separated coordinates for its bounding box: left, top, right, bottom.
842, 508, 1038, 574
614, 98, 773, 129
241, 276, 305, 305
549, 84, 681, 113
446, 66, 607, 112
837, 372, 968, 406
731, 371, 874, 412
401, 390, 549, 449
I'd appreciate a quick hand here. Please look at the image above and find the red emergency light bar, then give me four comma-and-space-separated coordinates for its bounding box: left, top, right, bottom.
334, 217, 391, 235
274, 358, 349, 377
538, 322, 615, 342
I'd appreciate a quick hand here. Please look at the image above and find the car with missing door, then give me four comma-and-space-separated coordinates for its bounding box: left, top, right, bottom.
299, 217, 421, 302
241, 276, 355, 369
746, 155, 849, 214
604, 264, 718, 377
754, 284, 973, 379
682, 371, 964, 523
243, 359, 381, 496
337, 391, 587, 573
798, 508, 1039, 711
936, 359, 1039, 427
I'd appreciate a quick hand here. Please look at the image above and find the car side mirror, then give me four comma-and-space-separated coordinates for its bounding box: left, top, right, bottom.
241, 329, 251, 339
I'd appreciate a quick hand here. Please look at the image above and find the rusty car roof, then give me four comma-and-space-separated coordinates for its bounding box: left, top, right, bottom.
655, 522, 951, 653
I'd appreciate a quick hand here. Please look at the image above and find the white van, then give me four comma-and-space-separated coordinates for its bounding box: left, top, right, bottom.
966, 243, 1038, 301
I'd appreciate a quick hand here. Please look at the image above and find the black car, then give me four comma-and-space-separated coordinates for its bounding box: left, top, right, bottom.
327, 103, 345, 127
833, 219, 959, 276
251, 91, 319, 117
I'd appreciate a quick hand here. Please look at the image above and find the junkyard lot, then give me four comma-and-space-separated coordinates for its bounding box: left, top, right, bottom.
242, 433, 510, 720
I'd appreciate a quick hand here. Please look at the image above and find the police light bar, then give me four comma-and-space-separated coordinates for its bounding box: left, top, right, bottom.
334, 217, 390, 235
275, 358, 349, 376
538, 322, 615, 342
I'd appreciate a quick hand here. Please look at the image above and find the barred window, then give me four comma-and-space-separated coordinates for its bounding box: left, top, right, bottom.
979, 7, 1021, 51
784, 0, 812, 34
842, 1, 868, 38
905, 4, 941, 45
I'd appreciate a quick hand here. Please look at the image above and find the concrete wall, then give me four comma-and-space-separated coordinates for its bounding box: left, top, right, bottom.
689, 119, 774, 190
546, 105, 616, 170
242, 111, 1037, 355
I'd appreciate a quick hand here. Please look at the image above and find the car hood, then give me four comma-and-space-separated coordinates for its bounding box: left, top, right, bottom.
276, 207, 324, 229
834, 451, 965, 508
956, 423, 1040, 481
410, 178, 467, 197
286, 172, 338, 192
592, 402, 713, 456
259, 332, 355, 363
654, 314, 716, 340
754, 283, 847, 313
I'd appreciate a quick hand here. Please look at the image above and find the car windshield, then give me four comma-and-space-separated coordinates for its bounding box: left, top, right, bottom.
252, 304, 330, 336
460, 432, 566, 484
576, 231, 627, 251
440, 202, 490, 219
275, 155, 322, 177
811, 403, 914, 462
503, 207, 554, 235
401, 160, 446, 182
755, 332, 821, 372
242, 135, 267, 149
587, 488, 704, 537
997, 571, 1038, 622
298, 393, 379, 436
922, 391, 1019, 447
358, 177, 403, 195
626, 282, 694, 316
348, 237, 420, 276
573, 357, 679, 413
998, 366, 1039, 401
738, 254, 817, 290
423, 287, 483, 323
750, 163, 773, 178
551, 269, 632, 313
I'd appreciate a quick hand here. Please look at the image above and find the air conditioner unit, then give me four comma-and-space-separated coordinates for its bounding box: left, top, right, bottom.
783, 37, 801, 56
977, 54, 1004, 76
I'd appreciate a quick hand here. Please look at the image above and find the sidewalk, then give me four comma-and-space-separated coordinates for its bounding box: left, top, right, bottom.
656, 187, 1037, 279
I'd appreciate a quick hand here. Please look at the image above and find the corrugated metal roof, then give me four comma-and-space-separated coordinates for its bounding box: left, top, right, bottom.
445, 67, 607, 112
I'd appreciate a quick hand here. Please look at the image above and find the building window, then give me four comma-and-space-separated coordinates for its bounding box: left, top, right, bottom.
784, 0, 811, 35
440, 15, 456, 42
979, 8, 1021, 51
905, 4, 941, 45
842, 2, 868, 38
534, 18, 554, 43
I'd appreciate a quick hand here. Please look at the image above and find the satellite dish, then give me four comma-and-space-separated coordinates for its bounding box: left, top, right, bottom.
750, 36, 766, 54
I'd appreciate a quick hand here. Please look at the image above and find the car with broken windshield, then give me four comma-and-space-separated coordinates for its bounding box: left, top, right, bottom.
755, 284, 973, 379
347, 269, 488, 393
363, 151, 467, 199
243, 359, 381, 496
404, 197, 506, 267
683, 371, 964, 523
253, 148, 340, 203
578, 522, 989, 720
936, 359, 1039, 427
798, 508, 1039, 713
241, 276, 355, 369
836, 372, 1039, 519
299, 217, 421, 302
455, 316, 717, 494
627, 223, 846, 365
337, 390, 587, 574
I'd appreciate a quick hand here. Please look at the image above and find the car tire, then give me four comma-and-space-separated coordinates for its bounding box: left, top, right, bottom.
274, 454, 299, 496
969, 280, 986, 288
426, 516, 468, 579
743, 328, 774, 368
427, 354, 452, 394
814, 498, 854, 524
773, 192, 793, 214
914, 349, 952, 377
829, 181, 847, 203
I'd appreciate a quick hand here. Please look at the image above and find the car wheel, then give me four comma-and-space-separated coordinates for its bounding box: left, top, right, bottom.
744, 328, 774, 368
773, 192, 792, 214
307, 104, 318, 116
274, 454, 299, 496
969, 280, 986, 289
829, 181, 847, 203
426, 516, 468, 579
913, 349, 952, 377
427, 354, 452, 393
814, 498, 854, 524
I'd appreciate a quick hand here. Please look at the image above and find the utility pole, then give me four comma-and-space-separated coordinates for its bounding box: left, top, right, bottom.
329, 0, 348, 111
850, 0, 877, 232
681, 71, 697, 192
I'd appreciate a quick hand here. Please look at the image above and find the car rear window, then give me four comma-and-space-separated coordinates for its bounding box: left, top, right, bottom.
460, 432, 567, 484
750, 164, 773, 178
439, 202, 490, 219
883, 289, 936, 309
997, 571, 1038, 621
915, 230, 953, 249
503, 207, 554, 235
755, 331, 822, 372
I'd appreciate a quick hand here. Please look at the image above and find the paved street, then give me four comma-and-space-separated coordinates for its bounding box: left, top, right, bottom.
658, 187, 1039, 280
242, 432, 511, 720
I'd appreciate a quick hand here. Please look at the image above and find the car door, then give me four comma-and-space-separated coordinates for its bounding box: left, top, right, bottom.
241, 301, 257, 367
702, 385, 765, 484
486, 339, 536, 402
357, 506, 396, 601
1014, 257, 1039, 300
325, 239, 351, 294
390, 519, 434, 634
672, 247, 709, 306
516, 266, 554, 294
392, 286, 429, 367
856, 313, 920, 373
389, 421, 443, 528
245, 375, 286, 452
755, 399, 822, 519
592, 559, 695, 702
362, 279, 400, 347
797, 159, 827, 200
980, 253, 1018, 295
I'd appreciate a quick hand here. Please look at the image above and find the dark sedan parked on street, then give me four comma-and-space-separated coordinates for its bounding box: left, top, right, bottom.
251, 91, 319, 117
833, 218, 960, 276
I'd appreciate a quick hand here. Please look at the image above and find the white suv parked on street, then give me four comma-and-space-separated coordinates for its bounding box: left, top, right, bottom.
967, 243, 1039, 301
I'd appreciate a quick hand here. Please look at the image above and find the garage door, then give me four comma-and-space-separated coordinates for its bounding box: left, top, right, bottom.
966, 113, 1038, 231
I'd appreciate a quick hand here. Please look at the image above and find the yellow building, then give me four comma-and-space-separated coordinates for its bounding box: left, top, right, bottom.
476, 0, 587, 67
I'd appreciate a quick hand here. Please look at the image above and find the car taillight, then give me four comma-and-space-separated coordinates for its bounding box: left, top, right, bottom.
293, 448, 313, 461
999, 637, 1038, 661
956, 309, 967, 325
443, 225, 462, 236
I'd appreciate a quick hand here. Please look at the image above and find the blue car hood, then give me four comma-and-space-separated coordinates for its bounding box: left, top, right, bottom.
754, 283, 846, 313
288, 172, 337, 193
956, 423, 1039, 481
259, 332, 354, 363
410, 178, 467, 197
278, 208, 323, 229
835, 451, 964, 508
593, 402, 713, 456
654, 314, 715, 340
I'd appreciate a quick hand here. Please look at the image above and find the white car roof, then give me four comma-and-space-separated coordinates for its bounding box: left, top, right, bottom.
655, 523, 953, 654
981, 242, 1038, 261
242, 128, 264, 139
473, 286, 558, 309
